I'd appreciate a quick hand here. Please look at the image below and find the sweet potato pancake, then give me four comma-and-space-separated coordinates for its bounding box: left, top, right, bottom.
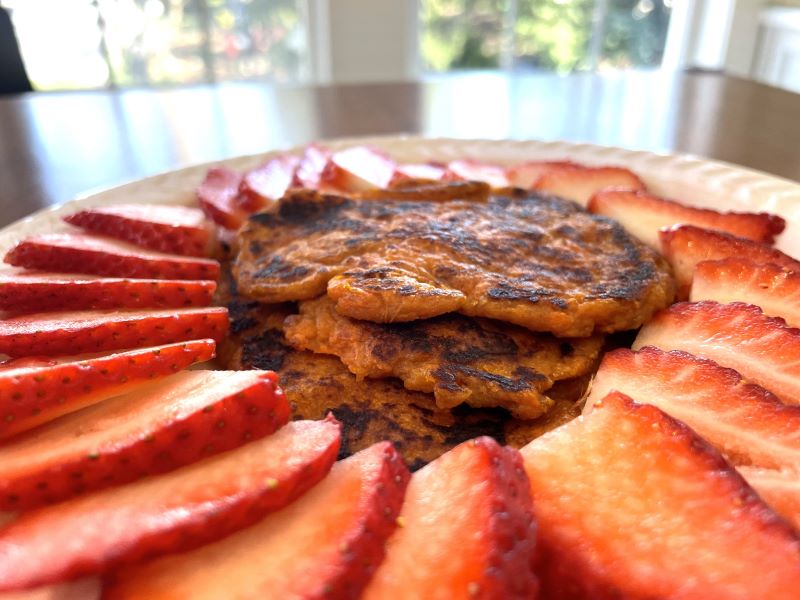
217, 274, 583, 469
283, 296, 602, 419
234, 190, 675, 337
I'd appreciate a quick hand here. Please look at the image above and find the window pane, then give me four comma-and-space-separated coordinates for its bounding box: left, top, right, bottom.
420, 0, 509, 71
98, 0, 208, 86
2, 0, 109, 90
420, 0, 672, 73
209, 0, 311, 83
513, 0, 596, 72
601, 0, 672, 68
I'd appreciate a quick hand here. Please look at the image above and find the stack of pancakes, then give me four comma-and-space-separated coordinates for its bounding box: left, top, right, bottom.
219, 184, 674, 468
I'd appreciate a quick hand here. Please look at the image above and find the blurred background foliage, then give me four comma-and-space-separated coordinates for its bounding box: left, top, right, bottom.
420, 0, 672, 73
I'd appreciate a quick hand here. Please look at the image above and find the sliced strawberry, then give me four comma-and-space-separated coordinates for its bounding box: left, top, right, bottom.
196, 167, 248, 230
0, 271, 215, 313
103, 442, 410, 600
586, 346, 800, 470
443, 160, 510, 188
506, 160, 578, 189
321, 146, 397, 192
0, 578, 99, 599
522, 390, 800, 599
660, 225, 800, 298
588, 190, 785, 248
63, 204, 215, 257
363, 437, 537, 600
0, 369, 288, 511
634, 301, 800, 407
738, 467, 800, 531
533, 165, 646, 206
389, 162, 447, 186
295, 143, 331, 189
4, 233, 220, 281
0, 307, 228, 357
0, 340, 215, 440
0, 418, 339, 591
238, 154, 301, 212
691, 258, 800, 327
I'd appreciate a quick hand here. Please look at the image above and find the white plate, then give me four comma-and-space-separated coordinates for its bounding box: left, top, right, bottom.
1, 136, 799, 259
1, 136, 798, 599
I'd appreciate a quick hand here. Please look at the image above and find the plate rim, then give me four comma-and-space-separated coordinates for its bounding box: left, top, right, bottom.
1, 135, 798, 258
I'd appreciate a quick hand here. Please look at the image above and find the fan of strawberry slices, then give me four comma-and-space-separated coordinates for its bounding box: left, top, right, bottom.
2, 142, 800, 599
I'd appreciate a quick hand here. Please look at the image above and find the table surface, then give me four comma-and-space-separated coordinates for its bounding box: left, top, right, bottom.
0, 70, 798, 229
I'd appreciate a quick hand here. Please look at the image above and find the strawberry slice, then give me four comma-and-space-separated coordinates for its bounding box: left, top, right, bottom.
0, 340, 215, 440
634, 301, 800, 407
4, 233, 220, 281
586, 346, 800, 470
238, 154, 301, 212
63, 204, 215, 257
691, 258, 800, 327
390, 162, 447, 186
588, 190, 786, 248
660, 225, 800, 298
0, 307, 228, 357
0, 369, 288, 510
0, 418, 339, 591
363, 437, 538, 600
103, 442, 410, 600
295, 143, 331, 189
196, 167, 248, 230
0, 271, 215, 313
522, 390, 800, 599
738, 467, 800, 531
533, 165, 646, 206
443, 160, 510, 188
321, 146, 397, 192
506, 160, 578, 189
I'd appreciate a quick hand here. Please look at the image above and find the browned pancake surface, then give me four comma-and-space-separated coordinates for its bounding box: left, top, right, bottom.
217, 271, 585, 469
283, 296, 602, 419
234, 190, 674, 337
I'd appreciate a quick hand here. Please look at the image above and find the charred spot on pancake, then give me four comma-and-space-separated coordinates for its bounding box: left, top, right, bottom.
240, 329, 290, 372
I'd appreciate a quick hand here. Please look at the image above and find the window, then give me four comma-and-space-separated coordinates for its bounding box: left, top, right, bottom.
420, 0, 673, 73
1, 0, 311, 90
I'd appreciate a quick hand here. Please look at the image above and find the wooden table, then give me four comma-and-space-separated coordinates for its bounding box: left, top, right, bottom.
0, 70, 798, 229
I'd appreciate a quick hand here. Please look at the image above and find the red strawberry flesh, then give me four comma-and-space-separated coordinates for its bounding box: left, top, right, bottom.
0, 307, 228, 357
533, 165, 645, 206
659, 225, 800, 298
196, 167, 248, 230
0, 418, 340, 591
0, 369, 289, 511
634, 301, 800, 407
321, 146, 397, 191
522, 390, 800, 599
0, 271, 216, 313
4, 233, 220, 281
363, 437, 538, 600
295, 143, 331, 189
103, 441, 410, 600
443, 160, 509, 188
390, 162, 447, 185
738, 466, 800, 532
691, 258, 800, 327
63, 204, 214, 257
586, 346, 800, 470
588, 190, 785, 248
506, 160, 578, 189
0, 339, 216, 440
238, 155, 300, 211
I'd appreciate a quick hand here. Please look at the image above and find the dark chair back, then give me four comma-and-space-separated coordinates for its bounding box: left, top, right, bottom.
0, 7, 32, 94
